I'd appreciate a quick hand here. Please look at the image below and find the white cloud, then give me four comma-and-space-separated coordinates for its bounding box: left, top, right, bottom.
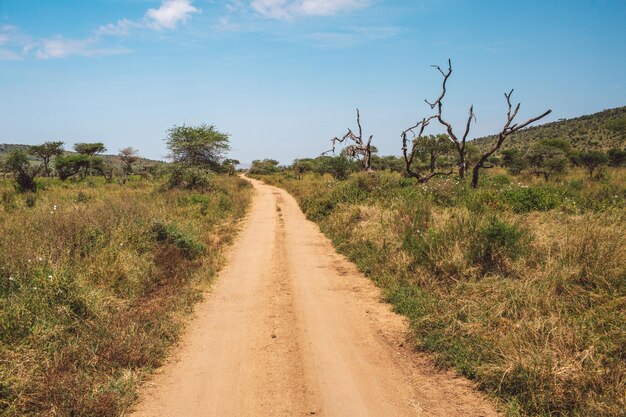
96, 19, 139, 36
36, 37, 131, 59
251, 0, 368, 20
146, 0, 200, 29
2, 0, 201, 60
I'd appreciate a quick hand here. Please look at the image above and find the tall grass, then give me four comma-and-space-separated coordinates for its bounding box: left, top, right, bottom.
0, 176, 251, 416
258, 170, 625, 416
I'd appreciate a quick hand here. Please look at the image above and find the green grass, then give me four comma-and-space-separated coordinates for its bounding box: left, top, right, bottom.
0, 175, 251, 416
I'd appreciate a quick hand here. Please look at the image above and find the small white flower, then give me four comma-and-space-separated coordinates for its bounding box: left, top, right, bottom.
8, 276, 14, 281
38, 257, 43, 262
48, 275, 53, 279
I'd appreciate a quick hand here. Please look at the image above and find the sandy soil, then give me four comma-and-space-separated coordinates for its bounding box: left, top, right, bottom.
129, 178, 499, 417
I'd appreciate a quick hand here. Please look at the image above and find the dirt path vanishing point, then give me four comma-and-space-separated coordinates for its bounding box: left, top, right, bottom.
130, 178, 500, 417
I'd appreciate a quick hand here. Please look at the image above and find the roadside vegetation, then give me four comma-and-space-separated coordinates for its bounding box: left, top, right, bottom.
253, 165, 625, 416
249, 91, 625, 416
0, 125, 251, 416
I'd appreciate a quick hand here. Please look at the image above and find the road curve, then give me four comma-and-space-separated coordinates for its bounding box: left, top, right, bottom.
130, 178, 499, 417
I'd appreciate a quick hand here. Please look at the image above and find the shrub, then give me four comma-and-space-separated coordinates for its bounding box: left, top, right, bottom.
151, 221, 205, 260
1, 190, 16, 212
167, 165, 213, 191
469, 216, 529, 274
24, 194, 37, 208
503, 186, 564, 213
4, 150, 40, 193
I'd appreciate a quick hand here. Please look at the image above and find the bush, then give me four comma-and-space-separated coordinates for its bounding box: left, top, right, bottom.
4, 150, 40, 193
167, 165, 213, 191
1, 190, 16, 212
151, 221, 205, 260
24, 194, 36, 208
469, 216, 529, 274
503, 186, 564, 213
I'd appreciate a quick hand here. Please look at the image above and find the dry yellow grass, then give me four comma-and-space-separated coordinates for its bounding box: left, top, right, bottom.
0, 176, 251, 416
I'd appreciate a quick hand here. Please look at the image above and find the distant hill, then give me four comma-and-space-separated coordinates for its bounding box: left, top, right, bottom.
0, 143, 163, 168
472, 106, 626, 153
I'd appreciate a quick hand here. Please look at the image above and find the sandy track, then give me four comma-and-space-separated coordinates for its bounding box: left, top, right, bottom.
130, 178, 499, 417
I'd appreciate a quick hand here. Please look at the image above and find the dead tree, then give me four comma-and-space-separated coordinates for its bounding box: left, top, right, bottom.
327, 109, 374, 172
425, 59, 475, 179
471, 90, 551, 188
401, 116, 453, 183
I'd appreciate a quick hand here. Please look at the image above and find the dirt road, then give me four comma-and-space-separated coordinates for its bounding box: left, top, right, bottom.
130, 178, 499, 417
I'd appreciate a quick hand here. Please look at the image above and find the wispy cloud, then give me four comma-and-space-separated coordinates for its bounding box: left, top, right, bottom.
35, 37, 131, 60
303, 26, 400, 48
0, 0, 201, 61
146, 0, 200, 29
250, 0, 369, 20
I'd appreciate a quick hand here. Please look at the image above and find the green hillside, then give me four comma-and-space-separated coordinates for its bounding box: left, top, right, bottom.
473, 106, 626, 152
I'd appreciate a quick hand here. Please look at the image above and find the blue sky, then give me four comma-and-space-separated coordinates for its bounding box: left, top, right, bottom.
1, 0, 625, 163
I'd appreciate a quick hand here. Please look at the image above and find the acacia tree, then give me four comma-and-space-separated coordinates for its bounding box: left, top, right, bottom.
119, 147, 140, 175
28, 141, 64, 177
221, 158, 240, 176
5, 150, 41, 192
525, 140, 570, 180
327, 109, 374, 172
74, 142, 106, 156
573, 150, 609, 178
416, 134, 455, 173
165, 124, 230, 171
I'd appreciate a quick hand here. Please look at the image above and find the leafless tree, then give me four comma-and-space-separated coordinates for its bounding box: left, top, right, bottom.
470, 90, 551, 187
425, 59, 475, 179
326, 109, 374, 172
419, 59, 551, 187
401, 117, 453, 183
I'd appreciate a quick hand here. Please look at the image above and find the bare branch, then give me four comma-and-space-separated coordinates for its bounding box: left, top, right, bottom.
328, 109, 375, 172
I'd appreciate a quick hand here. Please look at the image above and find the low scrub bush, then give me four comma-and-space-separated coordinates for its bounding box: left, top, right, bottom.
151, 221, 205, 260
469, 216, 529, 274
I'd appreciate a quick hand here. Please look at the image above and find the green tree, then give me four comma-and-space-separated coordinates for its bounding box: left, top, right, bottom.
525, 140, 570, 181
165, 124, 230, 171
221, 159, 240, 176
54, 154, 92, 180
501, 149, 528, 175
607, 148, 626, 167
573, 150, 609, 178
74, 142, 106, 156
28, 141, 64, 177
249, 159, 280, 175
5, 150, 41, 192
119, 147, 140, 175
414, 134, 455, 173
317, 155, 357, 180
292, 158, 315, 179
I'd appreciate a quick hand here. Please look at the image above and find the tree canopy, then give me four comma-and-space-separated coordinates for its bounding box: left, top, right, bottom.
74, 142, 106, 156
165, 124, 230, 171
